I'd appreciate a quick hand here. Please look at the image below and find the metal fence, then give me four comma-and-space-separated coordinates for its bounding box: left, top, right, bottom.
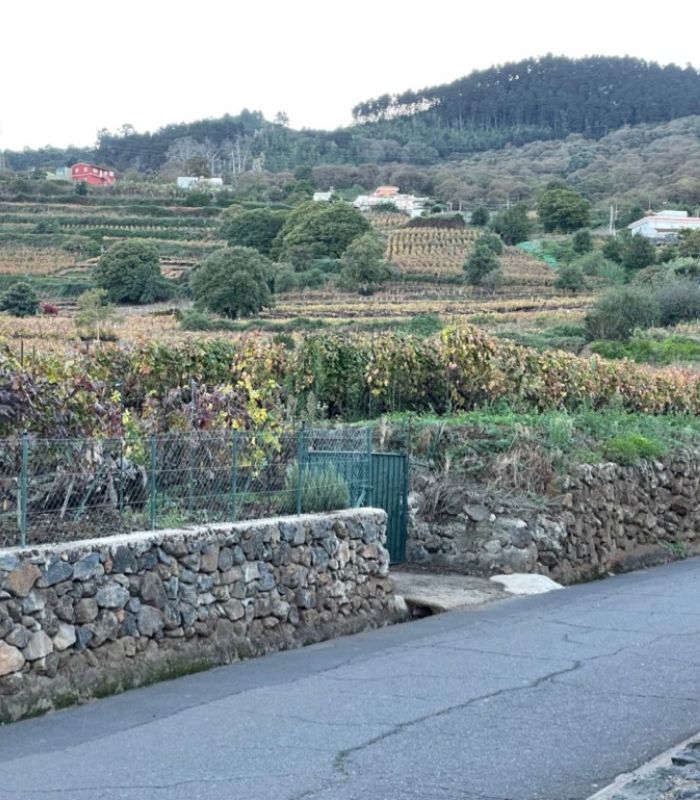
0, 427, 373, 548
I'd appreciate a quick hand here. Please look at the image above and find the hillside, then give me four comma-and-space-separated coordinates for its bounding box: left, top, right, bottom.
5, 56, 700, 175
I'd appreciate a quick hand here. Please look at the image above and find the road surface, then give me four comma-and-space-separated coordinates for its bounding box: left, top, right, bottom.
1, 558, 699, 800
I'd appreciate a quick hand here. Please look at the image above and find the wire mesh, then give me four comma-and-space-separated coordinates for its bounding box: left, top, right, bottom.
0, 427, 372, 548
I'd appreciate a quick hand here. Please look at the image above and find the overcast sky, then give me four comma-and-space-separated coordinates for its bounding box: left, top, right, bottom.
3, 0, 700, 150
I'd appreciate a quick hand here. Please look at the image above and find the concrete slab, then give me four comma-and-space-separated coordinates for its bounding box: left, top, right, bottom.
390, 569, 508, 613
490, 573, 564, 595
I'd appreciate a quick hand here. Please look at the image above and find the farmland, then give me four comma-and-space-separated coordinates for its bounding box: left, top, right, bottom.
0, 191, 572, 349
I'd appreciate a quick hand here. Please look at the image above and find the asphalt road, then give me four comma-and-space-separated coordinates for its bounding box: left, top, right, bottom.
1, 559, 699, 800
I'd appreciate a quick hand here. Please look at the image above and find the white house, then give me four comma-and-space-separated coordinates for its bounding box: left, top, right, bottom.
177, 176, 224, 191
628, 210, 700, 241
312, 190, 334, 202
353, 186, 428, 218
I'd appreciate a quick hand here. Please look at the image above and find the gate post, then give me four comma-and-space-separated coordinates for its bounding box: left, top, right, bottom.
365, 425, 373, 507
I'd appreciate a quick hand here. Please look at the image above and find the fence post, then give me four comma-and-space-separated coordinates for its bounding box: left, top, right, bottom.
19, 432, 28, 547
296, 425, 306, 516
365, 425, 373, 508
149, 435, 157, 530
118, 438, 124, 518
230, 430, 239, 522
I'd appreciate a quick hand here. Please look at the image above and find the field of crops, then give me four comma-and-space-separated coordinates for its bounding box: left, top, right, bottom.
0, 246, 75, 275
387, 228, 480, 274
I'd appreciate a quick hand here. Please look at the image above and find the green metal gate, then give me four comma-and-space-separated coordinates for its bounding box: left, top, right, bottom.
372, 452, 408, 564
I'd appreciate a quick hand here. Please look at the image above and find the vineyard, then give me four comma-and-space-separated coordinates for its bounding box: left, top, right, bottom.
386, 228, 480, 274
2, 326, 700, 443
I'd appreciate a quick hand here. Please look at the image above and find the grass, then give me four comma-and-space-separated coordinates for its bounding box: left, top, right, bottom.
591, 334, 700, 364
381, 407, 700, 479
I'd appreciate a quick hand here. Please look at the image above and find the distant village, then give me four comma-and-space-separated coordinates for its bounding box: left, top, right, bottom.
44, 164, 700, 240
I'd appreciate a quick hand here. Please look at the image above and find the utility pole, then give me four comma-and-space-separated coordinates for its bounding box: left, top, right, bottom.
609, 204, 616, 236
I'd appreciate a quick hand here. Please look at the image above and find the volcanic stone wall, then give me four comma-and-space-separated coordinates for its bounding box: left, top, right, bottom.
0, 508, 394, 722
409, 451, 700, 583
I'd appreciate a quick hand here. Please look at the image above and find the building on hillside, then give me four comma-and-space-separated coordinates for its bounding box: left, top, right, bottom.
46, 167, 72, 181
353, 186, 429, 218
628, 210, 700, 241
312, 190, 334, 202
70, 163, 116, 186
176, 176, 224, 191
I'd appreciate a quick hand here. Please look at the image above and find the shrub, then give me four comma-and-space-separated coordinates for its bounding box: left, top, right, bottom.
470, 207, 490, 226
602, 434, 665, 465
492, 204, 531, 245
219, 207, 288, 256
655, 280, 700, 326
572, 229, 593, 254
621, 235, 656, 270
274, 268, 298, 293
584, 286, 660, 341
574, 251, 609, 276
555, 264, 586, 293
95, 240, 170, 304
190, 246, 273, 319
602, 235, 624, 263
595, 260, 627, 286
633, 265, 670, 286
475, 232, 503, 255
279, 462, 350, 513
338, 233, 391, 294
41, 303, 59, 316
1, 282, 39, 317
405, 213, 465, 229
464, 245, 500, 286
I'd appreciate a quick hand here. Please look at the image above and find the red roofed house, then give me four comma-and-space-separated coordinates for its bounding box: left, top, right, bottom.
70, 163, 116, 186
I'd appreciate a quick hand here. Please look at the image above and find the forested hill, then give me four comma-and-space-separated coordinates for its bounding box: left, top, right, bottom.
353, 56, 700, 137
7, 55, 700, 174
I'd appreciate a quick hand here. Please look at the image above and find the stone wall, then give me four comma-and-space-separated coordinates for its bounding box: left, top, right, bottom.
409, 450, 700, 583
0, 509, 395, 722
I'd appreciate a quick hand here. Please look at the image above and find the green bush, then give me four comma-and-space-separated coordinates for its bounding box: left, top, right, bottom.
656, 280, 700, 326
574, 251, 609, 276
470, 207, 489, 226
602, 434, 665, 465
279, 462, 350, 513
95, 240, 171, 304
585, 286, 660, 341
555, 263, 586, 293
190, 246, 273, 319
572, 229, 593, 254
474, 232, 503, 255
0, 282, 39, 317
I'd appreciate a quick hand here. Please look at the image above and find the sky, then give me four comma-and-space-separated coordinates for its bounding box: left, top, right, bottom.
3, 0, 700, 151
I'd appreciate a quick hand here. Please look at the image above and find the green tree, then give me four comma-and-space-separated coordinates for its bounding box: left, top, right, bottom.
74, 289, 118, 341
572, 229, 593, 254
338, 233, 391, 294
74, 181, 88, 196
621, 235, 656, 270
276, 202, 370, 260
555, 263, 586, 293
95, 240, 170, 304
584, 286, 659, 341
678, 229, 700, 258
464, 244, 500, 286
470, 207, 490, 226
602, 235, 625, 263
492, 204, 532, 245
219, 207, 288, 256
474, 232, 503, 255
537, 186, 591, 232
0, 282, 38, 317
190, 246, 273, 318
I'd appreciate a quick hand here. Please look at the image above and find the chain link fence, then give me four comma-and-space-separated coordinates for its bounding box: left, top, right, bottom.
0, 427, 373, 548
